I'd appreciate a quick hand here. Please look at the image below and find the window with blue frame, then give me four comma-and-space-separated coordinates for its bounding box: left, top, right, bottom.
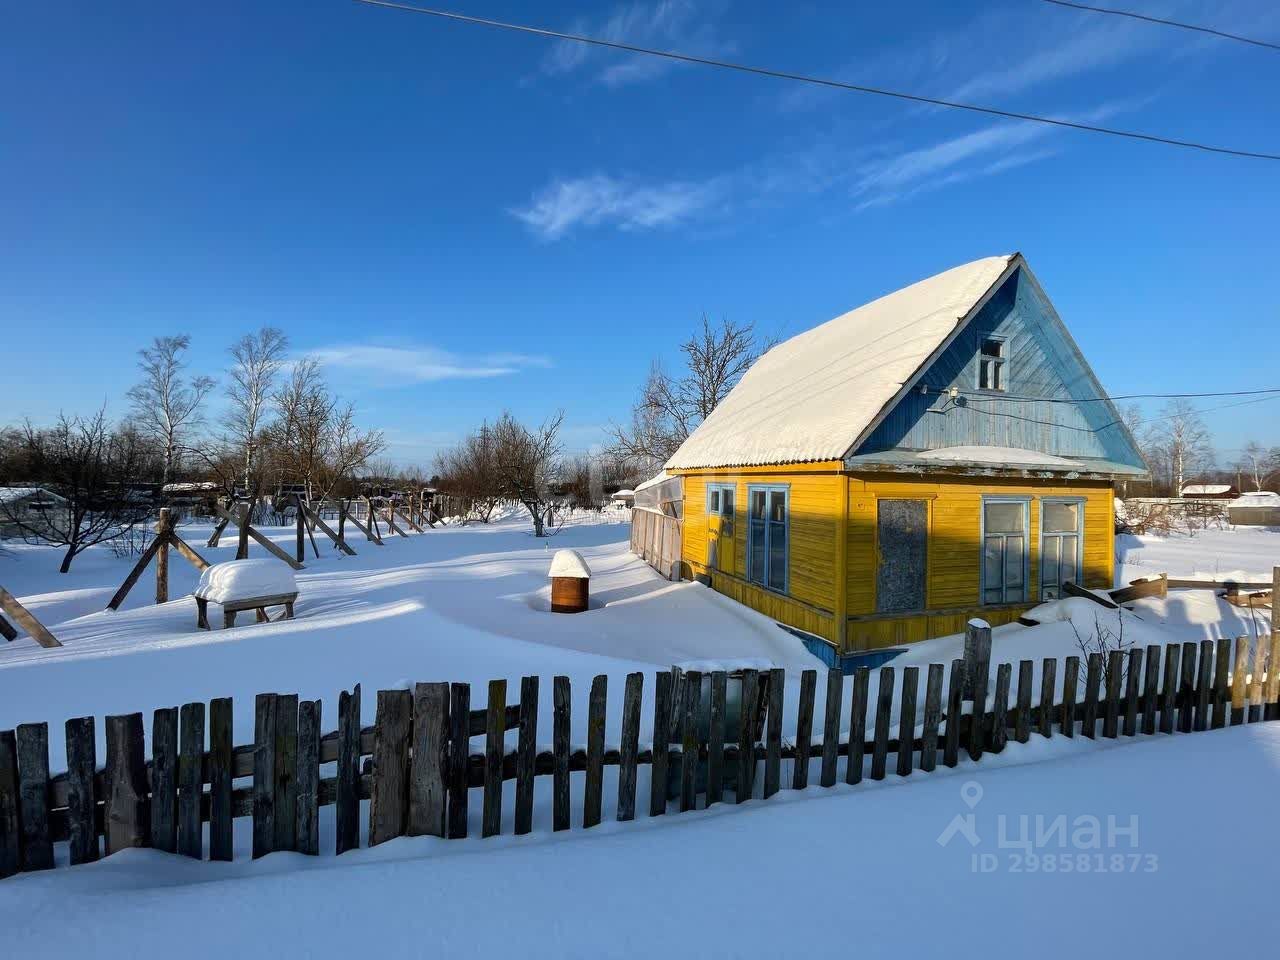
747, 485, 788, 592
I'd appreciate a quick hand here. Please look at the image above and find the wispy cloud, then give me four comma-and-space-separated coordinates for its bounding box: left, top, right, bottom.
308, 345, 551, 384
540, 0, 732, 87
511, 173, 723, 240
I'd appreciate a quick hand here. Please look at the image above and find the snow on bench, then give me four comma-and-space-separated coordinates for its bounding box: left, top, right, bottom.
195, 560, 298, 629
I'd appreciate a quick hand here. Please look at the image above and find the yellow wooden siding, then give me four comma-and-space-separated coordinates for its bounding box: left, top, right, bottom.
677, 468, 1115, 652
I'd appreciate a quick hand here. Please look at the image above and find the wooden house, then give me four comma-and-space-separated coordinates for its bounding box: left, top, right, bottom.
662, 254, 1148, 652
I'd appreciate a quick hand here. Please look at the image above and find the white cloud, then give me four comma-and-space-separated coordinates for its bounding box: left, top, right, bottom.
308, 345, 551, 383
511, 173, 721, 240
541, 0, 732, 87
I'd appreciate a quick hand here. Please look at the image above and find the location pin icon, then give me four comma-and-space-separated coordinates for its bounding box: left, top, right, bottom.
961, 781, 983, 809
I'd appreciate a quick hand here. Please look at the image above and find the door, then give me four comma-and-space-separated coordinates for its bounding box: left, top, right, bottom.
707, 485, 736, 576
876, 499, 928, 613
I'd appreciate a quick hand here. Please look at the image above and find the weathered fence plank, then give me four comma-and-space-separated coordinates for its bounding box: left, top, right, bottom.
515, 676, 539, 835
897, 667, 919, 776
370, 689, 413, 845
554, 676, 571, 830
944, 659, 964, 767
273, 693, 298, 853
821, 669, 843, 787
968, 623, 991, 761
150, 707, 178, 854
764, 668, 783, 799
990, 663, 1011, 754
1101, 651, 1122, 739
1231, 636, 1249, 726
16, 724, 53, 871
209, 698, 234, 861
179, 701, 205, 859
1081, 653, 1102, 740
1142, 645, 1161, 736
1061, 656, 1080, 738
336, 685, 361, 854
793, 669, 816, 790
736, 669, 759, 803
871, 667, 893, 781
617, 672, 642, 821
477, 681, 506, 839
1212, 638, 1231, 730
1015, 660, 1033, 745
410, 682, 448, 838
64, 716, 97, 865
1039, 657, 1056, 739
1161, 644, 1181, 735
104, 713, 149, 855
1123, 649, 1142, 737
847, 667, 870, 784
0, 731, 20, 878
921, 664, 943, 772
448, 682, 470, 839
679, 672, 700, 814
296, 699, 320, 855
1177, 641, 1197, 734
1194, 640, 1213, 732
586, 674, 608, 826
707, 671, 726, 805
1249, 635, 1266, 723
650, 671, 673, 816
252, 694, 278, 859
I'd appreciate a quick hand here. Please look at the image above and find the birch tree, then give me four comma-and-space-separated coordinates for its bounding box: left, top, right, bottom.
226, 327, 288, 494
1150, 399, 1214, 495
126, 335, 215, 485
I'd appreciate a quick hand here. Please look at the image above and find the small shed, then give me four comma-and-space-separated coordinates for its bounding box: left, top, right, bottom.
0, 487, 69, 539
1228, 492, 1280, 527
610, 488, 635, 507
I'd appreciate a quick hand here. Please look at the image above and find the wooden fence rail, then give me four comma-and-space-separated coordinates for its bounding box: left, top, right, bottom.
3, 627, 1279, 879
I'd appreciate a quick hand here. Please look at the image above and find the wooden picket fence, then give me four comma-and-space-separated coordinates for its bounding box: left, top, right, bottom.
3, 629, 1279, 879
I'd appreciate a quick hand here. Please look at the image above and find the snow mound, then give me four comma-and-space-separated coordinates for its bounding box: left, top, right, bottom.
548, 549, 591, 579
1023, 597, 1108, 624
195, 560, 298, 603
918, 446, 1081, 467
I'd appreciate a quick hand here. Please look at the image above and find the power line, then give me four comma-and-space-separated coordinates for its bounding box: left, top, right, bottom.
956, 386, 1280, 404
1039, 0, 1280, 53
352, 0, 1280, 162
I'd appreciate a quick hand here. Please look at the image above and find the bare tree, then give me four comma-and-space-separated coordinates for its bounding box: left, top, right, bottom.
435, 422, 502, 522
127, 335, 215, 485
1239, 441, 1268, 492
227, 327, 288, 493
1149, 399, 1213, 496
610, 315, 768, 471
0, 411, 154, 572
492, 411, 564, 537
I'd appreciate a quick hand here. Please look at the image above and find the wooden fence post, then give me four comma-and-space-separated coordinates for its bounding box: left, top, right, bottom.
371, 689, 413, 845
448, 682, 471, 839
966, 621, 991, 760
1178, 641, 1197, 733
990, 663, 1011, 754
1194, 640, 1213, 732
104, 713, 149, 855
897, 666, 919, 775
821, 669, 843, 788
793, 670, 816, 790
481, 680, 506, 838
736, 669, 759, 803
410, 682, 449, 838
1015, 660, 1033, 744
1081, 653, 1102, 740
16, 723, 53, 871
1231, 636, 1249, 725
515, 676, 539, 835
297, 699, 321, 856
764, 668, 784, 799
846, 667, 870, 784
650, 671, 672, 817
586, 675, 608, 825
179, 701, 205, 859
1102, 650, 1123, 738
209, 698, 234, 861
944, 660, 964, 767
1039, 658, 1056, 739
336, 685, 361, 854
1123, 649, 1142, 737
252, 694, 277, 859
678, 672, 698, 814
237, 503, 250, 560
0, 730, 20, 878
1141, 645, 1161, 735
151, 707, 179, 853
706, 671, 726, 806
553, 676, 571, 830
617, 673, 641, 821
1248, 634, 1266, 724
155, 508, 171, 604
871, 667, 894, 780
921, 664, 943, 772
64, 716, 98, 865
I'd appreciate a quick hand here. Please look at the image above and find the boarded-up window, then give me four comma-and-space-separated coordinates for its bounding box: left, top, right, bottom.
876, 499, 928, 613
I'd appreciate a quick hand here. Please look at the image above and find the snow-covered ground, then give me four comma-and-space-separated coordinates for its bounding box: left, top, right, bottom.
0, 514, 1276, 956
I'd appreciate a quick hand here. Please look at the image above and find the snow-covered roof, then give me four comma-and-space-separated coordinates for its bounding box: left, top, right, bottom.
666, 255, 1015, 470
1181, 484, 1234, 496
611, 489, 635, 499
1230, 492, 1280, 507
634, 471, 669, 493
162, 481, 219, 494
548, 549, 591, 579
0, 486, 66, 505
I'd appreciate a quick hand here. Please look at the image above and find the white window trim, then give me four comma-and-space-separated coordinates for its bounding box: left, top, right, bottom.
1039, 497, 1086, 601
746, 483, 790, 594
979, 495, 1030, 605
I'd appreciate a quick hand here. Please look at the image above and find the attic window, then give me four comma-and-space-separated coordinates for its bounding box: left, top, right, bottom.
978, 337, 1007, 391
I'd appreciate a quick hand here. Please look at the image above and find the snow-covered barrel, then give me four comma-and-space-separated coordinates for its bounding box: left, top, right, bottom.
549, 549, 590, 613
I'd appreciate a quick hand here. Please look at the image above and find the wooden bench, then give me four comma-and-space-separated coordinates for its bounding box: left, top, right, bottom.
196, 591, 298, 630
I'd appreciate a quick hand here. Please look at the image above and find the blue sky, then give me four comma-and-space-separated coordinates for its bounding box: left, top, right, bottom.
3, 0, 1278, 467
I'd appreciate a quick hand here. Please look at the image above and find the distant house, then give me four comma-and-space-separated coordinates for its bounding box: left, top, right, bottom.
652, 254, 1148, 652
1227, 492, 1280, 526
0, 486, 69, 539
1180, 483, 1238, 499
610, 488, 636, 507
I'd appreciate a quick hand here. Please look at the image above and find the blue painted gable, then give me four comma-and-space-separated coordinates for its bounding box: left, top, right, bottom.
852, 266, 1146, 469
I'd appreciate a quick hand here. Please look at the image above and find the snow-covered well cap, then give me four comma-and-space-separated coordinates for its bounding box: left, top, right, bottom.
665, 255, 1014, 470
549, 549, 591, 579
